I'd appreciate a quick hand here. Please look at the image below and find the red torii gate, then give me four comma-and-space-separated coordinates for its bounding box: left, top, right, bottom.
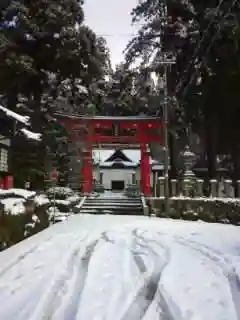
56, 114, 162, 196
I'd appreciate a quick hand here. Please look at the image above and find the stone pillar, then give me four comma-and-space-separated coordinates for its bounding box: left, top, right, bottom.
196, 179, 204, 197
237, 180, 240, 198
158, 177, 165, 197
154, 172, 158, 196
224, 180, 232, 198
171, 179, 177, 197
210, 179, 218, 197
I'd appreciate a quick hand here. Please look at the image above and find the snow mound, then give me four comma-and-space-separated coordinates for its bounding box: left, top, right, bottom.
0, 189, 36, 215
0, 198, 25, 215
0, 188, 36, 199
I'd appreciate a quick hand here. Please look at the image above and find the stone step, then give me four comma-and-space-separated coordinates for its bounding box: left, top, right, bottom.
84, 199, 142, 202
80, 196, 144, 216
80, 210, 144, 215
86, 199, 141, 202
81, 205, 142, 210
84, 202, 142, 206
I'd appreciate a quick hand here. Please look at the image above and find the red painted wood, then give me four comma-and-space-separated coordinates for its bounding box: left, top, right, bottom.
138, 123, 151, 196
119, 122, 161, 129
58, 116, 162, 194
4, 176, 13, 189
81, 135, 162, 143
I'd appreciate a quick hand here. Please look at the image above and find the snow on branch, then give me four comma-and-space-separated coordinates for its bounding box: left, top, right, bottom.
0, 104, 42, 141
20, 128, 42, 141
0, 104, 30, 125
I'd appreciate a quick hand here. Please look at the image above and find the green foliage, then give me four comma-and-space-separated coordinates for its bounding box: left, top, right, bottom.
0, 0, 110, 188
125, 0, 240, 181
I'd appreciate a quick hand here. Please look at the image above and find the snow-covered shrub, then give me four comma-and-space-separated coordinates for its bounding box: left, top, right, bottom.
45, 187, 81, 222
150, 197, 240, 225
0, 188, 80, 250
46, 187, 75, 200
0, 188, 36, 200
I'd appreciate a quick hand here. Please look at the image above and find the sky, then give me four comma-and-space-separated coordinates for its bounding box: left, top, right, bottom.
84, 0, 139, 67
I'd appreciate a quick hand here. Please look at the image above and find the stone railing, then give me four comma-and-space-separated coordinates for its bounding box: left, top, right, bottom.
148, 178, 240, 225
153, 177, 239, 198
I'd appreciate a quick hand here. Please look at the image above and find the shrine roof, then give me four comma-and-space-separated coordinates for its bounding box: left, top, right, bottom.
55, 112, 161, 121
93, 149, 159, 166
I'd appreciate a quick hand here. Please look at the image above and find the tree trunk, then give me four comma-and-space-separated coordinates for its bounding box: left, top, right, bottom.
7, 92, 19, 184
169, 132, 177, 179
31, 86, 46, 190
231, 132, 240, 197
205, 107, 217, 180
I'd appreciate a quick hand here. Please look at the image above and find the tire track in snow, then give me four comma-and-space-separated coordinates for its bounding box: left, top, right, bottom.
134, 230, 185, 320
28, 233, 95, 320
57, 231, 129, 319
55, 238, 100, 319
175, 236, 240, 320
114, 229, 182, 320
0, 235, 53, 278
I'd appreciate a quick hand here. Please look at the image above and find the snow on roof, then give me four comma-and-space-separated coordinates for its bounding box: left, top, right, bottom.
0, 104, 30, 125
100, 161, 137, 168
93, 149, 160, 165
93, 149, 141, 163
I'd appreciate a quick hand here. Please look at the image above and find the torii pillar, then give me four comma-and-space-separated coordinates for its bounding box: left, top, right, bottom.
139, 124, 151, 196
81, 121, 93, 193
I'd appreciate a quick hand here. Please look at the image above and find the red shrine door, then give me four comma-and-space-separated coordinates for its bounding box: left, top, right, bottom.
57, 115, 162, 196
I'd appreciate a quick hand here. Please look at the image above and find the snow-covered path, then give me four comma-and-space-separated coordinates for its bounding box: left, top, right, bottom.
0, 215, 240, 320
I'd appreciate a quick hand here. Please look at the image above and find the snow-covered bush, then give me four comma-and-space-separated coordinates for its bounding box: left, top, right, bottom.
150, 197, 240, 225
46, 187, 75, 200
45, 187, 81, 222
0, 188, 82, 250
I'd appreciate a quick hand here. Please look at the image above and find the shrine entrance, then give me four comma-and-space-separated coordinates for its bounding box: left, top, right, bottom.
56, 114, 162, 196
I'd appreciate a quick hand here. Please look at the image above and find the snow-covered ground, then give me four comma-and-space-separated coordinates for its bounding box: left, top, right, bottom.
0, 214, 239, 320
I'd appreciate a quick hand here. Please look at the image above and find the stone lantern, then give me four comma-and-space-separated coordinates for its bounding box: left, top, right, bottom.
180, 145, 197, 196
182, 145, 197, 178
